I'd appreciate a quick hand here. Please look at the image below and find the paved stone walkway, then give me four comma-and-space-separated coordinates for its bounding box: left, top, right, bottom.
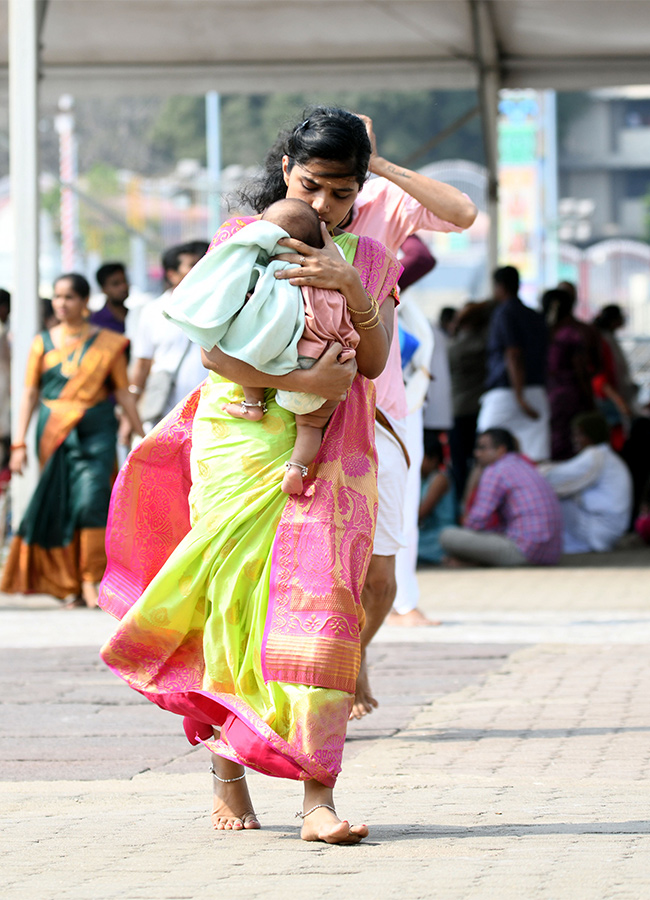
2, 565, 650, 899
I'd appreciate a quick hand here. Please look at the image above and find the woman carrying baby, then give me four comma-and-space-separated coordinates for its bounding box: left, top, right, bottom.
98, 107, 400, 844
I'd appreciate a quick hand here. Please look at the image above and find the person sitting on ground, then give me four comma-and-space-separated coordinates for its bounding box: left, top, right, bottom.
634, 477, 650, 546
417, 433, 457, 568
164, 198, 361, 496
90, 262, 130, 334
439, 428, 563, 567
540, 412, 633, 554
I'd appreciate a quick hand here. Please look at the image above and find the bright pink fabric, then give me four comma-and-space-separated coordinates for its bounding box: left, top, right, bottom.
297, 285, 359, 360
99, 390, 199, 620
349, 177, 464, 420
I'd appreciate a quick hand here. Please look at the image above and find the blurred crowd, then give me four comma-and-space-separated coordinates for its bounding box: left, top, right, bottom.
1, 249, 648, 600
407, 264, 650, 571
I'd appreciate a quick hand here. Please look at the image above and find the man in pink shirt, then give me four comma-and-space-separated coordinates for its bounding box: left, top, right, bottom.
342, 116, 477, 718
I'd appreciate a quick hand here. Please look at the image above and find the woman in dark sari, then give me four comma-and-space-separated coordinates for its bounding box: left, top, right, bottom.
2, 273, 144, 607
543, 288, 593, 460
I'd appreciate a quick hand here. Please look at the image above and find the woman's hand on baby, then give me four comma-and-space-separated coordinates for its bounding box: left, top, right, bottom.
307, 343, 357, 401
272, 223, 360, 293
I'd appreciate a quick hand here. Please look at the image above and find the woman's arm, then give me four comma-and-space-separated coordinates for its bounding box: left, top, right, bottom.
202, 342, 357, 402
274, 223, 393, 379
114, 388, 145, 439
359, 115, 478, 230
9, 386, 39, 475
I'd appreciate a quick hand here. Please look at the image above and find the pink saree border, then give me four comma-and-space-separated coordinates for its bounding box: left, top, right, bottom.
262, 235, 402, 694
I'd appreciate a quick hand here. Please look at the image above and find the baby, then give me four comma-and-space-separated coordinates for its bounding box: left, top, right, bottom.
163, 198, 358, 495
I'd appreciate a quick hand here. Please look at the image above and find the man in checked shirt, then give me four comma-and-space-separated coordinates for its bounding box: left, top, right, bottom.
439, 428, 563, 567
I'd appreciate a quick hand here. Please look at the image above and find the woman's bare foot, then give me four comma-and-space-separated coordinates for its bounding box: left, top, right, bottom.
300, 780, 368, 844
80, 582, 99, 608
211, 754, 260, 832
386, 608, 441, 627
222, 401, 265, 421
281, 462, 306, 495
300, 806, 368, 844
349, 652, 378, 720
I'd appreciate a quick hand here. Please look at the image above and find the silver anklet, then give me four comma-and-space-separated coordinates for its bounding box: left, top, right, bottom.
210, 764, 246, 783
285, 460, 308, 478
295, 803, 336, 819
241, 399, 267, 414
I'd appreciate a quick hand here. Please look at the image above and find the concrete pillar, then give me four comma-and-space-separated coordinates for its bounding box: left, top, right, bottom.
9, 0, 40, 521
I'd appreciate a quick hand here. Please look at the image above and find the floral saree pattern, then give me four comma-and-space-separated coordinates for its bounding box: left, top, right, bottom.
99, 223, 401, 786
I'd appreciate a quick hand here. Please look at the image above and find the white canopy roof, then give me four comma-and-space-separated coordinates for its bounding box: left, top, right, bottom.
2, 0, 650, 103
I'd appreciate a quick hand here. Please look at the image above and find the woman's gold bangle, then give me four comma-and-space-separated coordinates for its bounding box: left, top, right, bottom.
347, 290, 379, 319
347, 303, 379, 324
10, 442, 27, 451
356, 314, 381, 330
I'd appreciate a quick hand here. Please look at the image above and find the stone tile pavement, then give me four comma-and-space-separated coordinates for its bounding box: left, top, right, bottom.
1, 565, 650, 899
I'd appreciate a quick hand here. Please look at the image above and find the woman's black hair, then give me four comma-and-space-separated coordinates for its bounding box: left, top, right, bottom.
594, 304, 624, 331
542, 287, 574, 325
239, 107, 372, 213
572, 411, 610, 446
55, 272, 91, 300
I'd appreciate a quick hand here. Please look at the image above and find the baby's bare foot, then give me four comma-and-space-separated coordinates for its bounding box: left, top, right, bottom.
300, 805, 368, 844
223, 401, 265, 421
281, 461, 307, 496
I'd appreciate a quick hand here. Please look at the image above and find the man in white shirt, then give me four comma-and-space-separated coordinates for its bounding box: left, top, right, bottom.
541, 412, 633, 553
121, 241, 209, 443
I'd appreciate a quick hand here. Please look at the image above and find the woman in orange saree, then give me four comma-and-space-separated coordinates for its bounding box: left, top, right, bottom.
99, 109, 401, 843
2, 273, 144, 607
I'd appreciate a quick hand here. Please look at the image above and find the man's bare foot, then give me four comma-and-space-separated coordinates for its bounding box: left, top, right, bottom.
442, 555, 476, 569
211, 755, 260, 832
349, 653, 378, 720
281, 464, 305, 495
222, 401, 265, 421
300, 806, 368, 844
386, 608, 441, 627
80, 582, 99, 608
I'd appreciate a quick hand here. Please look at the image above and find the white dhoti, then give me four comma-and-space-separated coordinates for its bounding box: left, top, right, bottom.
477, 386, 550, 462
393, 407, 425, 614
373, 414, 409, 557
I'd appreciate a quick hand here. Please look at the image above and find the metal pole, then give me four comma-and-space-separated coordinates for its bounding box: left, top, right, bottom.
469, 0, 500, 279
55, 94, 79, 272
543, 90, 559, 288
8, 0, 40, 523
205, 91, 222, 238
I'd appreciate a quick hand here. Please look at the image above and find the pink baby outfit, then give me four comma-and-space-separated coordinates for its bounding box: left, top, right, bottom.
298, 284, 359, 363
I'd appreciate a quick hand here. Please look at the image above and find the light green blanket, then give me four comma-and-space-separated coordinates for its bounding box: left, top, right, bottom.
162, 221, 304, 375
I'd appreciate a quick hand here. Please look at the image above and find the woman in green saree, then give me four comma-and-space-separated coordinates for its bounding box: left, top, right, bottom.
2, 273, 144, 607
99, 109, 401, 843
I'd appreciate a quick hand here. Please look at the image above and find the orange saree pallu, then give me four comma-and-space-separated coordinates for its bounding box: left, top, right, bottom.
99, 226, 401, 786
